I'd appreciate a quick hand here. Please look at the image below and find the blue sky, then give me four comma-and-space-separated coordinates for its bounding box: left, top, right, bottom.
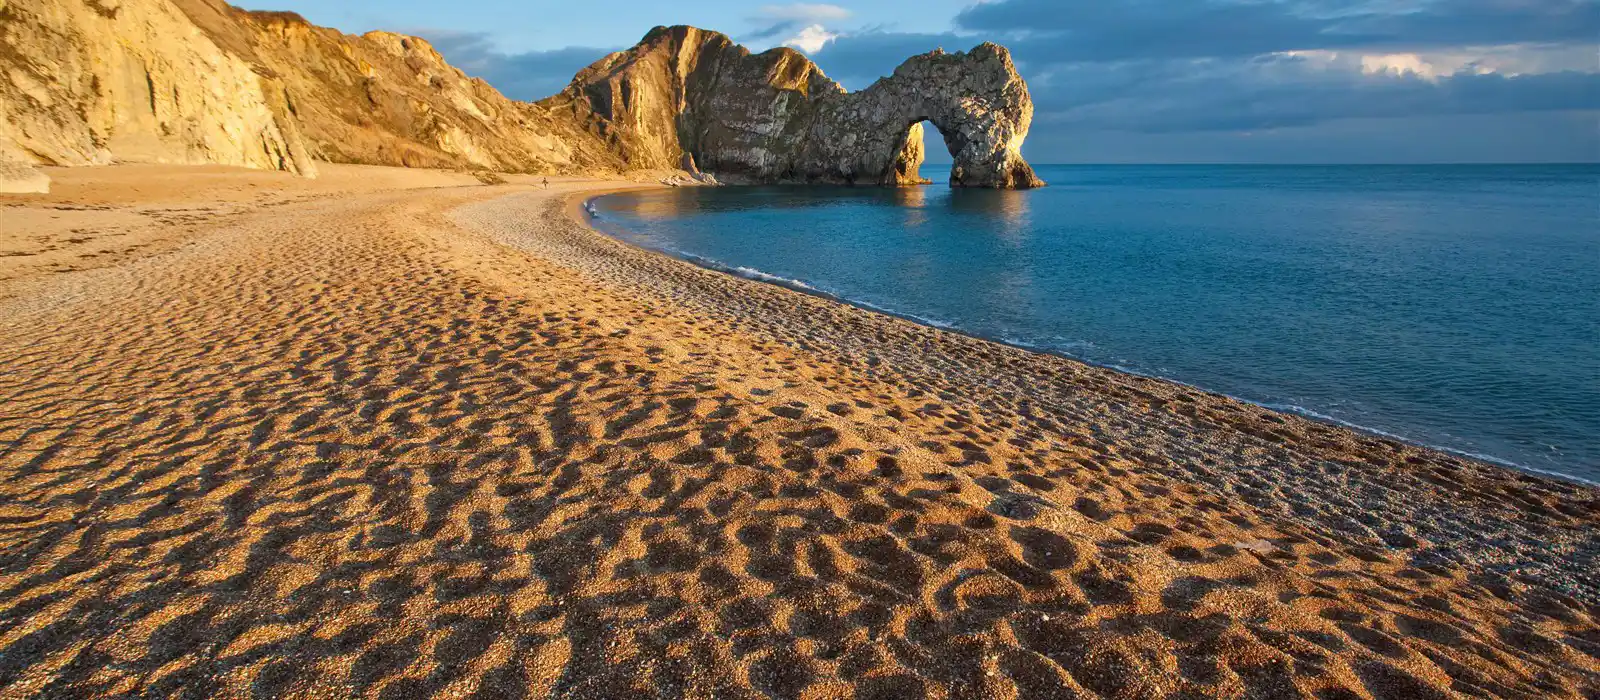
241, 0, 1600, 163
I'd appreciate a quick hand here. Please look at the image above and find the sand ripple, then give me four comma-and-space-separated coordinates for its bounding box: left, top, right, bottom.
0, 173, 1594, 698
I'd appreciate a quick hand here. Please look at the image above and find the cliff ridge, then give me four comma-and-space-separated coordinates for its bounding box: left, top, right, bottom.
1, 5, 1043, 189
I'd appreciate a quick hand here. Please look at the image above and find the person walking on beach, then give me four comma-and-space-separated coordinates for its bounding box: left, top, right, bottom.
542, 177, 548, 189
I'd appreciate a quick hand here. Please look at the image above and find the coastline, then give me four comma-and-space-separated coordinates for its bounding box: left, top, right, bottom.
578, 193, 1592, 488
2, 167, 1595, 697
463, 182, 1600, 575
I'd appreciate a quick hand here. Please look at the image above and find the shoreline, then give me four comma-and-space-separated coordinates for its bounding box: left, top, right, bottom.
458, 185, 1600, 595
575, 191, 1591, 488
2, 166, 1595, 697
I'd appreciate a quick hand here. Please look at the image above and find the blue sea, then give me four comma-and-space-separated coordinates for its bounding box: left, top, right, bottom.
592, 165, 1600, 483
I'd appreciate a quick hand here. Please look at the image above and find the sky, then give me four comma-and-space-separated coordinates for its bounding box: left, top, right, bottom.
239, 0, 1600, 163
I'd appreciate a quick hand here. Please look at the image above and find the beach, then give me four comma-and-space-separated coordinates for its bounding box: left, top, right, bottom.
0, 165, 1595, 698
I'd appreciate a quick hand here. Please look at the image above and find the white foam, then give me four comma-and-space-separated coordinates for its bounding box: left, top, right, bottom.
729, 266, 816, 290
848, 298, 958, 329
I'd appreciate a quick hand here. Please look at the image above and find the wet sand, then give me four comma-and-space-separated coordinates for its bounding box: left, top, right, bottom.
1, 165, 1596, 698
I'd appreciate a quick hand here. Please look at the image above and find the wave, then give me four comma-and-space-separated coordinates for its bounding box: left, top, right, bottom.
727, 265, 815, 291
848, 298, 959, 330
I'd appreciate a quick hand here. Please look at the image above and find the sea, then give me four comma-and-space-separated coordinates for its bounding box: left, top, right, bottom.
591, 164, 1600, 484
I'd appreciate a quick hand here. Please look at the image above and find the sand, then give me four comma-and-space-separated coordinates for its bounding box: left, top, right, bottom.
0, 164, 1595, 698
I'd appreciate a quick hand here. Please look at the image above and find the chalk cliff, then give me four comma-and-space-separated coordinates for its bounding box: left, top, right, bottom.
0, 3, 1043, 188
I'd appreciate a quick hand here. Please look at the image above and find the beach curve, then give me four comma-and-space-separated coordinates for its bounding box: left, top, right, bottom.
0, 166, 1594, 697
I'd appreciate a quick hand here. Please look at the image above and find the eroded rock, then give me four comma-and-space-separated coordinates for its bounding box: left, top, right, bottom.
0, 0, 622, 176
0, 161, 50, 194
549, 27, 1045, 188
0, 0, 318, 175
1, 8, 1042, 187
804, 43, 1045, 188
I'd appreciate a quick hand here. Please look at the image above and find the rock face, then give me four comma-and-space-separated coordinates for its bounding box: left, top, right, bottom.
0, 0, 318, 175
0, 0, 620, 177
1, 6, 1042, 188
548, 26, 1045, 188
162, 2, 623, 174
0, 161, 49, 193
813, 43, 1043, 188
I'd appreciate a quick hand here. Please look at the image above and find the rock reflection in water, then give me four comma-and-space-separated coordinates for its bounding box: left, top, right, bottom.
893, 186, 929, 228
948, 187, 1030, 226
619, 184, 1030, 223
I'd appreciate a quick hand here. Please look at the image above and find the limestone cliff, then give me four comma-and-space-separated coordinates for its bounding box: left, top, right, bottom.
546, 26, 1044, 188
1, 5, 1043, 188
164, 1, 622, 174
0, 0, 621, 178
0, 0, 317, 175
805, 43, 1044, 189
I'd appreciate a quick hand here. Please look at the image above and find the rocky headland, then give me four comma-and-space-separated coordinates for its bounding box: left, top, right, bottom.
0, 0, 1043, 191
547, 25, 1044, 188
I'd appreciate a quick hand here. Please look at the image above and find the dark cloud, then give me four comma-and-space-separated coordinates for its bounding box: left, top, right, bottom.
955, 0, 1600, 63
805, 1, 1599, 161
743, 21, 806, 43
1027, 112, 1600, 163
417, 30, 616, 101
1034, 60, 1600, 133
412, 1, 1599, 162
737, 4, 852, 52
810, 1, 1599, 81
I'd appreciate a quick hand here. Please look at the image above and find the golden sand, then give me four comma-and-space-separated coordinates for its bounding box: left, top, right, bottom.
0, 165, 1595, 698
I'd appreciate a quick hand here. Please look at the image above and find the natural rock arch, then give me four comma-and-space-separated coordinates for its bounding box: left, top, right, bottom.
800, 44, 1046, 189
549, 27, 1047, 189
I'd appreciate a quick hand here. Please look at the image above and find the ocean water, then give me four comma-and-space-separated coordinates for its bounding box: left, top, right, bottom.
592, 165, 1600, 483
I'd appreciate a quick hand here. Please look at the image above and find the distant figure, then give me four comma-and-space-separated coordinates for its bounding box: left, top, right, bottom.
542, 177, 549, 189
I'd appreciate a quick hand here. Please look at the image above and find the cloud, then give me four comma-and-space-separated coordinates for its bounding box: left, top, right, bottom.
744, 3, 851, 53
954, 0, 1600, 63
417, 1, 1600, 161
799, 0, 1599, 162
808, 31, 956, 85
1039, 59, 1600, 133
1028, 112, 1599, 163
756, 4, 851, 22
416, 30, 616, 101
782, 25, 840, 53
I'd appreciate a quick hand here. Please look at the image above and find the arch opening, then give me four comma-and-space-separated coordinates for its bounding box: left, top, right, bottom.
919, 119, 958, 182
889, 119, 956, 187
885, 116, 1040, 189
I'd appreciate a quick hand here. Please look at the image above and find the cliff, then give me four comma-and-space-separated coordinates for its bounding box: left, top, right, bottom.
0, 0, 621, 179
547, 26, 1044, 188
0, 0, 318, 175
0, 3, 1043, 189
